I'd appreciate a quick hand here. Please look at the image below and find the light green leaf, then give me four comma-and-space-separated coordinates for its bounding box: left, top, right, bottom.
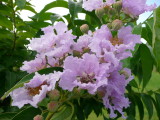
51, 102, 74, 120
153, 7, 160, 72
68, 0, 82, 21
15, 0, 26, 9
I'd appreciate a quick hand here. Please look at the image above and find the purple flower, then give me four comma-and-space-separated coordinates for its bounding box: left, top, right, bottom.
28, 22, 76, 57
20, 54, 57, 73
98, 67, 133, 118
73, 33, 92, 52
59, 53, 109, 94
122, 0, 156, 17
10, 72, 62, 108
89, 25, 141, 60
82, 0, 115, 11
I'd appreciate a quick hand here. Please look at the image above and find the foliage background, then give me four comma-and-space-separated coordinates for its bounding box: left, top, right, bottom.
0, 0, 160, 120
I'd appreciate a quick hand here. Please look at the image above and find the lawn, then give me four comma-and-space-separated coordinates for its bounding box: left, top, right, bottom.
88, 71, 160, 120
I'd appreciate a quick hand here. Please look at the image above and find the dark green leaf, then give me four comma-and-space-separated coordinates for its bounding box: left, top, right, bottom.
140, 44, 154, 88
152, 94, 160, 119
12, 107, 41, 120
5, 71, 17, 90
0, 15, 13, 30
0, 113, 16, 120
141, 94, 153, 120
134, 94, 144, 120
129, 79, 139, 89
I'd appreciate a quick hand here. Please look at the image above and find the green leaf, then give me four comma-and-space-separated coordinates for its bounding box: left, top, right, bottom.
16, 5, 37, 14
40, 0, 68, 14
5, 71, 17, 90
0, 113, 16, 120
153, 7, 160, 72
15, 0, 26, 9
140, 44, 154, 89
68, 0, 82, 21
129, 79, 139, 89
134, 94, 144, 120
141, 94, 153, 120
50, 14, 62, 24
141, 23, 152, 46
51, 102, 74, 120
132, 24, 142, 35
0, 4, 12, 17
12, 107, 41, 120
1, 67, 63, 100
0, 15, 13, 30
152, 94, 160, 119
27, 21, 51, 29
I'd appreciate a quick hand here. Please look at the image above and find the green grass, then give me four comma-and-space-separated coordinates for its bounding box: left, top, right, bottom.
88, 71, 160, 120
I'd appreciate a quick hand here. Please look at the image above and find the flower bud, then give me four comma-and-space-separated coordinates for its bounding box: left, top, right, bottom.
47, 101, 59, 113
97, 90, 105, 99
13, 66, 19, 72
112, 19, 123, 31
95, 7, 105, 19
33, 115, 43, 120
104, 5, 110, 14
108, 8, 116, 17
113, 1, 122, 12
80, 24, 89, 34
48, 89, 60, 101
120, 70, 129, 79
107, 23, 112, 29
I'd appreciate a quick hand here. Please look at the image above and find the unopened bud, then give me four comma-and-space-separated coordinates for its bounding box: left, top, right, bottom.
80, 24, 89, 34
73, 88, 81, 95
33, 115, 43, 120
47, 101, 59, 113
113, 1, 122, 12
108, 8, 116, 17
73, 50, 81, 57
97, 90, 105, 99
107, 23, 112, 29
95, 7, 105, 19
120, 70, 129, 79
13, 66, 19, 72
104, 5, 110, 14
48, 89, 60, 101
112, 19, 123, 31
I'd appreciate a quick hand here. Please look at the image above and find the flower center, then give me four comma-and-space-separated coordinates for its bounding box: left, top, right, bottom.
110, 37, 123, 46
27, 81, 48, 96
77, 72, 96, 84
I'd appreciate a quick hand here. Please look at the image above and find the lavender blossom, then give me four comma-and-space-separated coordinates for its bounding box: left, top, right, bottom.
122, 0, 156, 17
82, 0, 115, 11
59, 53, 109, 94
10, 72, 62, 108
99, 67, 133, 118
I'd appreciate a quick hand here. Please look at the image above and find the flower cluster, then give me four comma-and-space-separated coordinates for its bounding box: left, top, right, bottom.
10, 0, 156, 119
